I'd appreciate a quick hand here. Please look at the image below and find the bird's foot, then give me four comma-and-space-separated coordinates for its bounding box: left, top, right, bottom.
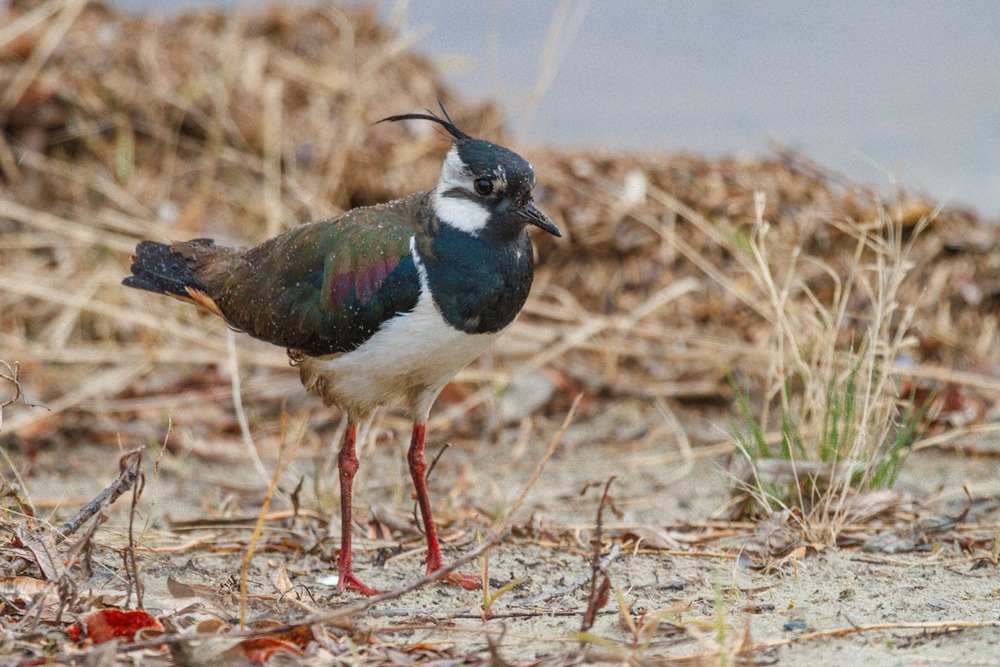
431, 568, 482, 590
337, 571, 385, 596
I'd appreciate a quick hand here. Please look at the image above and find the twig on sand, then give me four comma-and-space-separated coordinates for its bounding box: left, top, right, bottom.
54, 448, 144, 544
511, 475, 623, 608
510, 542, 622, 608
123, 449, 146, 609
10, 448, 144, 576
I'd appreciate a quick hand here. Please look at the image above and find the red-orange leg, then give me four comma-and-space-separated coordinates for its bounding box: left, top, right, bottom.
407, 423, 481, 590
336, 423, 383, 596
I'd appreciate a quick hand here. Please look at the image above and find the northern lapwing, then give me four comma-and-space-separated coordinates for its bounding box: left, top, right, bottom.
123, 105, 561, 595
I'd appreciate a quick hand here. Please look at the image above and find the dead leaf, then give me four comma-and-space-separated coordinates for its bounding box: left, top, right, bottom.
863, 513, 967, 554
0, 575, 56, 606
67, 608, 164, 644
736, 547, 768, 570
168, 575, 221, 600
864, 497, 970, 554
170, 636, 246, 667
623, 526, 684, 550
269, 563, 299, 600
245, 620, 316, 649
195, 618, 228, 634
227, 637, 302, 664
746, 510, 803, 557
14, 525, 64, 581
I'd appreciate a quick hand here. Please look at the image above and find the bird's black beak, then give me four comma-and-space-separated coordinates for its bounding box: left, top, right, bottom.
519, 202, 562, 237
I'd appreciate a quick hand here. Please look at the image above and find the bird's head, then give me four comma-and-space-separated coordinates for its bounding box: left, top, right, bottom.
379, 104, 561, 240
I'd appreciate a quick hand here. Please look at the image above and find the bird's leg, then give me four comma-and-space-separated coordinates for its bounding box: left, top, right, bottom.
407, 422, 481, 590
336, 423, 383, 596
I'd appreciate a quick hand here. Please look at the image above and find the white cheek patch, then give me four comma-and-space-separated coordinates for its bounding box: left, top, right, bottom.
433, 146, 490, 235
432, 193, 490, 234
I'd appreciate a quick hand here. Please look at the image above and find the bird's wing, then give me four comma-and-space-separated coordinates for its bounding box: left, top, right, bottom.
182, 194, 426, 355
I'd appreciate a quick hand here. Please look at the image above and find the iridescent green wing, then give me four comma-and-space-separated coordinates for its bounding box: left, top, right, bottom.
197, 194, 425, 355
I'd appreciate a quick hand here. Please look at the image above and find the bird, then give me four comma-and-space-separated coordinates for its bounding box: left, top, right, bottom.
122, 104, 561, 596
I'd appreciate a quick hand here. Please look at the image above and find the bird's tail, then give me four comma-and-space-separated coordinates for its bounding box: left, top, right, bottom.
123, 239, 228, 318
122, 240, 208, 296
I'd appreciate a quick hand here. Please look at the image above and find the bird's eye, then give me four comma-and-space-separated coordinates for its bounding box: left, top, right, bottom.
473, 178, 494, 196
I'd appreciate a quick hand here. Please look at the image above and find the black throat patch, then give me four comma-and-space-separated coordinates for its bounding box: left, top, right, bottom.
419, 222, 535, 334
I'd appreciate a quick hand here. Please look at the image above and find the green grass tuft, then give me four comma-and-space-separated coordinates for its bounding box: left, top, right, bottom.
729, 194, 934, 538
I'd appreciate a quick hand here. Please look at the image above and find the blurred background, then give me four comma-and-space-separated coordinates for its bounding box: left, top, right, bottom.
113, 0, 1000, 221
3, 4, 1000, 661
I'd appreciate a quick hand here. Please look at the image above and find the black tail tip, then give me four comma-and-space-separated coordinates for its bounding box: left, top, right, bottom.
123, 240, 204, 297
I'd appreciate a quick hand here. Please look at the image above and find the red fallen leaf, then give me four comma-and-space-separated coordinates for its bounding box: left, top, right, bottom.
67, 609, 164, 644
228, 637, 302, 663
246, 622, 316, 649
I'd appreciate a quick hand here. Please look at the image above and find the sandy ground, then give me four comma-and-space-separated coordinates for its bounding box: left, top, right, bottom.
8, 392, 1000, 666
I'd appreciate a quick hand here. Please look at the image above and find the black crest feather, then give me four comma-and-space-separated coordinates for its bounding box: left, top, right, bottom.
377, 100, 472, 141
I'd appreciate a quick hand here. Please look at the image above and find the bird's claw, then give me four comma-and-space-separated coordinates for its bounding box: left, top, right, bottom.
437, 570, 482, 590
337, 572, 385, 597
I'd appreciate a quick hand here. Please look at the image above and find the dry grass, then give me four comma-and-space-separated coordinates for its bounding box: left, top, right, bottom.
730, 192, 930, 538
2, 1, 1000, 664
1, 2, 998, 443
